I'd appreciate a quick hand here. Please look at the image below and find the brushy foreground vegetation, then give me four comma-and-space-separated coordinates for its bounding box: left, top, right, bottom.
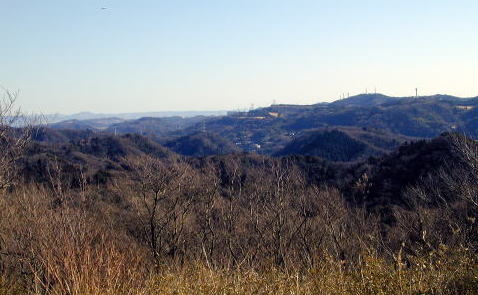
0, 92, 478, 294
1, 237, 477, 295
1, 152, 477, 295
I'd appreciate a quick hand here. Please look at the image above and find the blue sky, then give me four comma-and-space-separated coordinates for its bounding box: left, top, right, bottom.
1, 0, 477, 114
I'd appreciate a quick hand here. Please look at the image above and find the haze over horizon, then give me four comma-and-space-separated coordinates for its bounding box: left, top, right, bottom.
38, 92, 478, 117
2, 0, 478, 114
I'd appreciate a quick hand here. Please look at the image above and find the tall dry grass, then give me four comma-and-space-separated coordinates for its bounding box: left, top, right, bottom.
145, 249, 478, 295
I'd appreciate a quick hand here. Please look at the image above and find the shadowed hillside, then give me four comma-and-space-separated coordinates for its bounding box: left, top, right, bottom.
164, 132, 241, 157
275, 127, 409, 161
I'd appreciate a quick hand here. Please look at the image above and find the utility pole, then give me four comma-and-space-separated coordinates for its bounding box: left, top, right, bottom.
415, 88, 418, 98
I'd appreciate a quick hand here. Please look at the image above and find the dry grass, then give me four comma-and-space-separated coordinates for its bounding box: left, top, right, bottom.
145, 251, 478, 295
2, 248, 477, 295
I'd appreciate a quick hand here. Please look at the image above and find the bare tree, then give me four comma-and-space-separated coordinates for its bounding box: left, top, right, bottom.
194, 163, 220, 269
0, 88, 37, 190
126, 155, 197, 270
446, 133, 478, 208
391, 133, 478, 256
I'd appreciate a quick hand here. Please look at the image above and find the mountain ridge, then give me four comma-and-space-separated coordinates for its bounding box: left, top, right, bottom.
37, 93, 478, 159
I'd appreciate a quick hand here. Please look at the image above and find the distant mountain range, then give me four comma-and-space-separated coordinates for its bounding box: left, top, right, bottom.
44, 110, 227, 123
38, 93, 478, 161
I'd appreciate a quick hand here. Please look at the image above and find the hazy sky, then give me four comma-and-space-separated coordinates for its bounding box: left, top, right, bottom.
1, 0, 478, 114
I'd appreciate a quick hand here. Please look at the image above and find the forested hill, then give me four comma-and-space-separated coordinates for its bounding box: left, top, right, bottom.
43, 93, 478, 157
275, 127, 410, 161
164, 132, 241, 157
20, 131, 471, 217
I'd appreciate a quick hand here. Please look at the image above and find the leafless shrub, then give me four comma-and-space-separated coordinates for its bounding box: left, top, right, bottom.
0, 185, 147, 295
